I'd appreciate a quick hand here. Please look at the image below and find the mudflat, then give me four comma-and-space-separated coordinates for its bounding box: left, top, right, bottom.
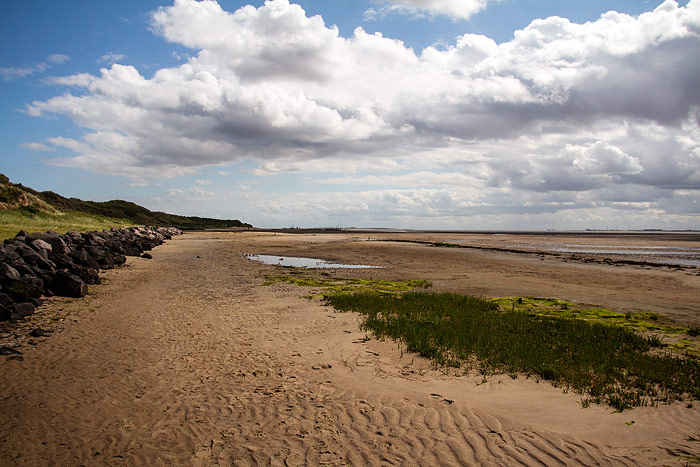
1, 231, 699, 466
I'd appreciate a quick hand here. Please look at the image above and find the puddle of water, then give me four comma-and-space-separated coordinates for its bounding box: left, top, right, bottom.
245, 254, 382, 269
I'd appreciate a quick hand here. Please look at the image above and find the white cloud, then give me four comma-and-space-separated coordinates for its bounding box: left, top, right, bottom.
0, 54, 70, 80
319, 171, 481, 187
365, 0, 490, 21
24, 0, 700, 225
47, 54, 71, 65
99, 52, 127, 64
21, 142, 55, 152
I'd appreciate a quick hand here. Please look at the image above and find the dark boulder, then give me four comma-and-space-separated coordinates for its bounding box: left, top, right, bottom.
53, 270, 88, 298
0, 293, 13, 307
8, 259, 36, 277
47, 236, 71, 256
11, 302, 36, 320
26, 232, 73, 257
14, 244, 54, 271
10, 276, 44, 301
69, 248, 101, 270
29, 239, 52, 261
4, 250, 20, 262
85, 245, 115, 269
0, 304, 11, 321
78, 268, 101, 285
30, 328, 52, 337
50, 252, 74, 269
85, 232, 106, 246
0, 263, 21, 282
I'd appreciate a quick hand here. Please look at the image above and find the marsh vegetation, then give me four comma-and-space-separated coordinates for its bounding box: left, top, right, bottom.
323, 290, 700, 411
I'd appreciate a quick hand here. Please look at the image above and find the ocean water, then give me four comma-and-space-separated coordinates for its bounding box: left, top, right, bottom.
445, 238, 700, 267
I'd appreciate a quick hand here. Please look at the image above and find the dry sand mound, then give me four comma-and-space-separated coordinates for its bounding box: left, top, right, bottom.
1, 231, 698, 465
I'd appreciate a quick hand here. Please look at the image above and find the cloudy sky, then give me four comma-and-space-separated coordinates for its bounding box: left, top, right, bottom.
2, 0, 699, 229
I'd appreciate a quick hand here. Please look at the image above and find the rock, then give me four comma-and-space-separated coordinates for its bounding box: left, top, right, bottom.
30, 239, 52, 260
15, 230, 29, 238
141, 253, 153, 259
69, 249, 101, 270
52, 270, 88, 298
0, 293, 13, 307
14, 244, 54, 271
49, 252, 74, 269
10, 276, 44, 301
0, 304, 12, 321
312, 363, 333, 370
85, 232, 106, 246
0, 263, 21, 282
8, 260, 35, 277
29, 328, 52, 337
11, 302, 36, 319
46, 236, 70, 256
77, 268, 100, 285
0, 345, 22, 356
5, 250, 20, 262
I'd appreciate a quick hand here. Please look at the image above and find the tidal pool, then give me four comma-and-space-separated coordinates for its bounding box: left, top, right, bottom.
245, 254, 382, 269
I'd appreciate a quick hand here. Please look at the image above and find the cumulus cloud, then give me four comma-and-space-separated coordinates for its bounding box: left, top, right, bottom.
0, 54, 70, 80
25, 0, 700, 223
364, 0, 490, 21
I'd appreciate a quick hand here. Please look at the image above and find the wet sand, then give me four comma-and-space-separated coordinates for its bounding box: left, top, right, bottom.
1, 231, 698, 465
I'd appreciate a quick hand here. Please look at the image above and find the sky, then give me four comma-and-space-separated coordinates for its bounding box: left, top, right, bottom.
1, 0, 699, 230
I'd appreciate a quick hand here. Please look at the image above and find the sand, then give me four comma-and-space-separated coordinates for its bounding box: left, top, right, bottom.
1, 231, 699, 466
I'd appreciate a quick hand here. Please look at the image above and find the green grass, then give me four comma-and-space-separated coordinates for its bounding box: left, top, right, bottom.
326, 291, 700, 411
0, 208, 136, 240
490, 297, 700, 357
264, 274, 431, 298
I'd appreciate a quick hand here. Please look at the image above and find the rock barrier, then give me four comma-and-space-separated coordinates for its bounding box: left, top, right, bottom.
0, 226, 181, 321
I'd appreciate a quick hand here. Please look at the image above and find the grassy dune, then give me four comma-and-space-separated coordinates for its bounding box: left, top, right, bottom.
0, 209, 135, 240
0, 173, 250, 238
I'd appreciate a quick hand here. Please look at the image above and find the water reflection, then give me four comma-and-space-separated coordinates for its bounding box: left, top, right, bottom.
245, 254, 382, 269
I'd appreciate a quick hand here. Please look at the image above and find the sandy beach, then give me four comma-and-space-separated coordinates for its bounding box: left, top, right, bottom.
1, 230, 699, 466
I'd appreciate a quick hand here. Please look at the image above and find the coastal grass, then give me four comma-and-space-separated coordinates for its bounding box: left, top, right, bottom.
0, 208, 135, 240
264, 273, 431, 298
326, 291, 700, 411
490, 296, 700, 358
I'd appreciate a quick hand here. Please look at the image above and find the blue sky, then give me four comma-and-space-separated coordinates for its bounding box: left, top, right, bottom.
1, 0, 698, 229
